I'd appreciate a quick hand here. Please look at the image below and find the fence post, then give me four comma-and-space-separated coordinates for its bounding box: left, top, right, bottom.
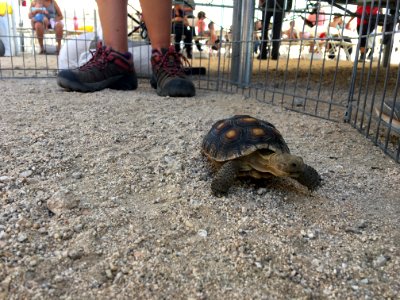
230, 0, 254, 88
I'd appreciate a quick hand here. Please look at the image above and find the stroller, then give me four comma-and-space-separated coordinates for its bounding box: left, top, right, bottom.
127, 4, 148, 41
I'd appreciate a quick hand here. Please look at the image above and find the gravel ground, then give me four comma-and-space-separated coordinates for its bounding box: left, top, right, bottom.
0, 78, 399, 299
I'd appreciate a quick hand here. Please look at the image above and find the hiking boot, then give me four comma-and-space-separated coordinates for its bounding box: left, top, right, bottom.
57, 42, 138, 92
150, 46, 195, 97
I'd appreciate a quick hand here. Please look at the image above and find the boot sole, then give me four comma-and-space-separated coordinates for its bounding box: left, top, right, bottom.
156, 83, 196, 97
57, 73, 138, 93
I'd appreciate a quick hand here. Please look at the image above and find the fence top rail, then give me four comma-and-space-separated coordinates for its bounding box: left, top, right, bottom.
325, 0, 399, 8
16, 27, 90, 36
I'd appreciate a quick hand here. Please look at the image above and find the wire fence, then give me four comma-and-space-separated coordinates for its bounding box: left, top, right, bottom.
0, 0, 399, 162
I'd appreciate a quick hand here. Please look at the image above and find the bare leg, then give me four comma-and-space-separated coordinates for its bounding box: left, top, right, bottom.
34, 22, 46, 52
96, 0, 171, 52
139, 0, 172, 51
54, 22, 63, 53
96, 0, 128, 53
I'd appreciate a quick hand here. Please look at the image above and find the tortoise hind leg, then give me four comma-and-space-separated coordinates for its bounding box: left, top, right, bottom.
211, 160, 241, 196
295, 164, 321, 191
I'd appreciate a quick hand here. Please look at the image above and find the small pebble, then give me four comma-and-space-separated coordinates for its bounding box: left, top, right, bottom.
19, 170, 33, 178
74, 224, 83, 232
29, 260, 38, 267
105, 269, 113, 279
0, 176, 12, 182
47, 190, 80, 216
197, 229, 208, 237
72, 172, 83, 179
373, 255, 389, 268
17, 233, 28, 242
68, 248, 84, 260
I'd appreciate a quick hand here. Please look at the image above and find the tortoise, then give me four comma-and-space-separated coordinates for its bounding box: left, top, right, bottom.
202, 115, 321, 195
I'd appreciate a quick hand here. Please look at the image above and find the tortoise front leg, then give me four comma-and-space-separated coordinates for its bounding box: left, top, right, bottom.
211, 160, 241, 196
295, 164, 321, 191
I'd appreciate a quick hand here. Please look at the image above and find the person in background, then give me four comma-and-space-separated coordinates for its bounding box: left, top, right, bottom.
195, 10, 207, 51
28, 0, 63, 54
303, 2, 326, 28
253, 20, 262, 54
57, 0, 195, 97
172, 4, 191, 58
346, 4, 380, 61
329, 13, 343, 29
207, 21, 220, 51
172, 0, 196, 58
301, 2, 327, 53
281, 20, 299, 40
326, 14, 353, 59
258, 0, 285, 60
31, 0, 47, 23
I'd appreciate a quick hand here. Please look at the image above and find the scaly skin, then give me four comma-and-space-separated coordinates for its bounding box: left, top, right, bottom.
211, 160, 241, 196
210, 154, 321, 195
295, 164, 321, 190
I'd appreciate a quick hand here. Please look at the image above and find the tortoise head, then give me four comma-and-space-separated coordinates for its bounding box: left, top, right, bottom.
247, 151, 305, 177
268, 153, 321, 190
266, 153, 306, 177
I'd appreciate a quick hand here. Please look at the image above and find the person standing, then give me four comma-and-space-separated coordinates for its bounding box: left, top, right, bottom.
172, 0, 196, 58
346, 4, 379, 61
258, 0, 285, 60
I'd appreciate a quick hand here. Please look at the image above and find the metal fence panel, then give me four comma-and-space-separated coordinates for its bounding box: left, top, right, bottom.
0, 0, 399, 162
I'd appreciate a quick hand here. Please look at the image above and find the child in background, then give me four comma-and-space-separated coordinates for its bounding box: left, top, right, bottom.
207, 22, 220, 51
282, 20, 299, 40
194, 11, 207, 51
31, 0, 48, 23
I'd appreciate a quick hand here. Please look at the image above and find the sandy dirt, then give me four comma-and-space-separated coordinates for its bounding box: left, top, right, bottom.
0, 76, 399, 299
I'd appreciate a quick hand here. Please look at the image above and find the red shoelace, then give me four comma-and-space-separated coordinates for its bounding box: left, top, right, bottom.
152, 46, 190, 76
79, 42, 111, 71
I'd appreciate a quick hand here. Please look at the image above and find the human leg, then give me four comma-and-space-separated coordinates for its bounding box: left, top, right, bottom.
270, 1, 284, 59
33, 21, 45, 53
54, 22, 63, 54
138, 0, 171, 51
357, 24, 368, 61
97, 0, 128, 52
173, 22, 184, 53
184, 25, 194, 58
366, 17, 378, 60
193, 26, 202, 51
259, 8, 272, 59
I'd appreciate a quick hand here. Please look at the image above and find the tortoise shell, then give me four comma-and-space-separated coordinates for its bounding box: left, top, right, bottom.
202, 115, 290, 162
